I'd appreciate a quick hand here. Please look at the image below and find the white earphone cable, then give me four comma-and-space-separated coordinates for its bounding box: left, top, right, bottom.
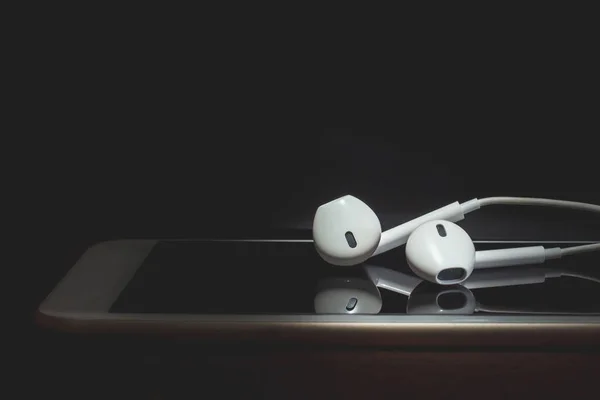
458, 197, 600, 262
559, 271, 600, 285
475, 304, 600, 315
559, 243, 600, 257
469, 196, 600, 214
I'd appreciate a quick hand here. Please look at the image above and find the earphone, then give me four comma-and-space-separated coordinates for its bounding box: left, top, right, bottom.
405, 220, 600, 285
312, 195, 469, 266
313, 195, 600, 281
314, 265, 600, 315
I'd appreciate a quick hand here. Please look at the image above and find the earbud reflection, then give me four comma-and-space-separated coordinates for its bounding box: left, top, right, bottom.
314, 265, 600, 315
314, 277, 382, 314
314, 265, 479, 315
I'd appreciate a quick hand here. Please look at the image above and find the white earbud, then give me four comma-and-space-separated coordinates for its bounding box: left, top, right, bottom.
312, 195, 466, 266
312, 196, 383, 266
405, 220, 476, 284
313, 194, 600, 267
405, 219, 600, 285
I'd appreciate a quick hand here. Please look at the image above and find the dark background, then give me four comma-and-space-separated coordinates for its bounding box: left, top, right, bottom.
30, 129, 600, 238
17, 129, 600, 398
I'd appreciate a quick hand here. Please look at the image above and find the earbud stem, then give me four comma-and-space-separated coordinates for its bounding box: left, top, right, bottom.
474, 246, 558, 269
463, 267, 548, 289
373, 202, 465, 256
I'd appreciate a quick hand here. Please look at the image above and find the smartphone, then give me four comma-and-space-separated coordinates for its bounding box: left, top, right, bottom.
36, 238, 600, 347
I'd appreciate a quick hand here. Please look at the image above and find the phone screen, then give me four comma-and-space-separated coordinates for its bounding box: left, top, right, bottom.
109, 240, 600, 315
